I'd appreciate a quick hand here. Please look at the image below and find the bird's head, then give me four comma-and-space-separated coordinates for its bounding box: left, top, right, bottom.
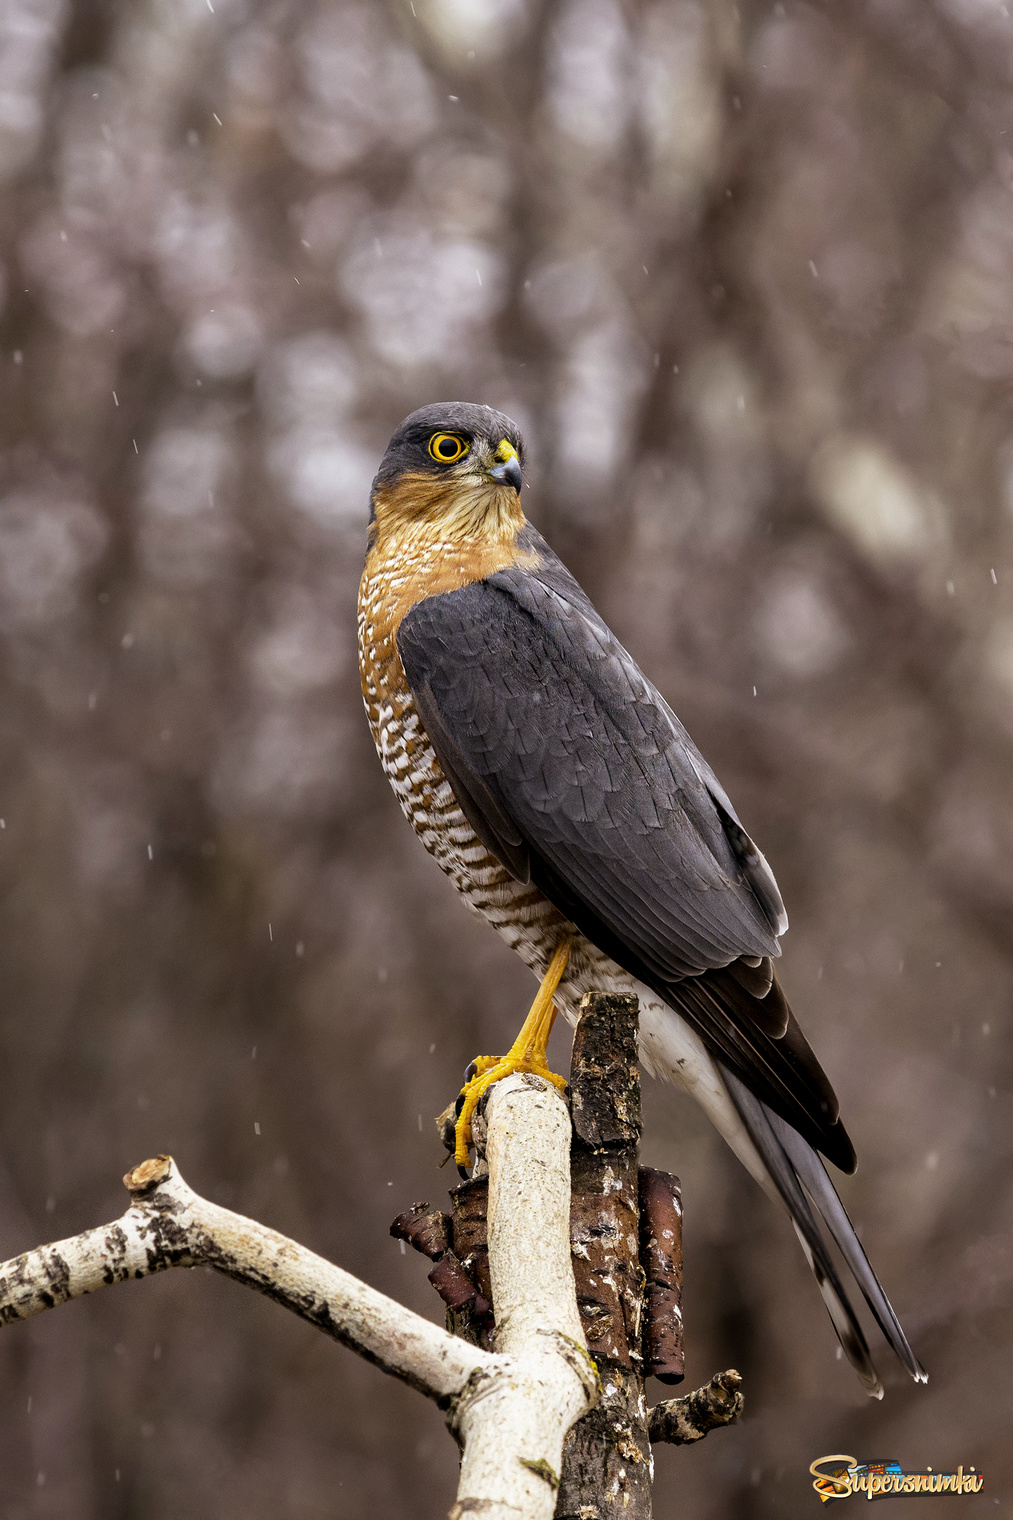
369, 402, 525, 548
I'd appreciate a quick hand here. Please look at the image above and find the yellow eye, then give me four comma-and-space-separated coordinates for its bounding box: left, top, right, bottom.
428, 432, 468, 463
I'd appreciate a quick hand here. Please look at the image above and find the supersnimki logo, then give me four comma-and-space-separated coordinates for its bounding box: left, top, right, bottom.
810, 1455, 984, 1502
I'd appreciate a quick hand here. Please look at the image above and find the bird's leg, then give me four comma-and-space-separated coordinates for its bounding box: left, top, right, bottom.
454, 938, 572, 1172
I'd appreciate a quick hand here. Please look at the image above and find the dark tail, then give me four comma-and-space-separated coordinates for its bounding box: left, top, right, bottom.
721, 1066, 927, 1397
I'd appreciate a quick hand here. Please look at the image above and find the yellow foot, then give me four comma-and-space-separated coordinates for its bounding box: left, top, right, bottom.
454, 938, 572, 1173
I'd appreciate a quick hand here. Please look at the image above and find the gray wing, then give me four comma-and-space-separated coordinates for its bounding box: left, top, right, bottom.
399, 535, 785, 981
397, 530, 856, 1167
399, 538, 928, 1380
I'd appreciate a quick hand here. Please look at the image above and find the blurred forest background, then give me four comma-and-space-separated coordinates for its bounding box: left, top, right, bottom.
0, 0, 1011, 1514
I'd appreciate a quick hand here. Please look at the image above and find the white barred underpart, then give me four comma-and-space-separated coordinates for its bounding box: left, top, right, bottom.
357, 558, 768, 1193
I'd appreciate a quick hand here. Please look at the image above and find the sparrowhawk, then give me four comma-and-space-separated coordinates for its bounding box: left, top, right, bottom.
358, 401, 925, 1397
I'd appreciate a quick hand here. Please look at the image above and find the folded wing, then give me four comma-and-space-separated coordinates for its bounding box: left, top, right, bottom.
397, 531, 850, 1168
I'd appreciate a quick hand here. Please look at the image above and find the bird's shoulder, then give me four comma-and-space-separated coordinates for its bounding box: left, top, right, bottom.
400, 525, 743, 834
395, 521, 630, 681
397, 525, 787, 961
360, 520, 540, 651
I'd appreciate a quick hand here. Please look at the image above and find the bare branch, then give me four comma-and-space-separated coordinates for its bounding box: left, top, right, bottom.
0, 1079, 599, 1520
0, 1154, 489, 1403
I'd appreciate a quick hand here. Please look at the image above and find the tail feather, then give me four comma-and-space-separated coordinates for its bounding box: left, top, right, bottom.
721, 1066, 882, 1396
787, 1221, 881, 1399
624, 988, 926, 1395
766, 1108, 928, 1384
721, 1065, 923, 1396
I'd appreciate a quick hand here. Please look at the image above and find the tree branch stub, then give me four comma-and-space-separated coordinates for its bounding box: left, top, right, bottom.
648, 1370, 744, 1445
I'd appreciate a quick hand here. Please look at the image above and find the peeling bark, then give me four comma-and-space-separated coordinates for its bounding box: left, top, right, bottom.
447, 1177, 495, 1349
390, 1203, 453, 1262
638, 1168, 684, 1384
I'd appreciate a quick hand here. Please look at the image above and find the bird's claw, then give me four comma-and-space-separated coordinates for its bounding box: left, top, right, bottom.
451, 940, 572, 1173
453, 1051, 567, 1172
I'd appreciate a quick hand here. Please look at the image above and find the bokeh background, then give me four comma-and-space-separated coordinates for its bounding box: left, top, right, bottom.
0, 0, 1011, 1514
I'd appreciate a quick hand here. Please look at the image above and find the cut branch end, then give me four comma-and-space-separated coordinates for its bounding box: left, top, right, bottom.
123, 1155, 173, 1196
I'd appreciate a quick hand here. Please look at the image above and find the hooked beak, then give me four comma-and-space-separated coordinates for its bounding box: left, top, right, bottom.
489, 455, 522, 493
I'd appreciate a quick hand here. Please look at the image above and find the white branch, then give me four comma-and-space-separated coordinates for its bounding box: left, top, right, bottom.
453, 1074, 598, 1520
0, 1154, 488, 1401
0, 1076, 598, 1520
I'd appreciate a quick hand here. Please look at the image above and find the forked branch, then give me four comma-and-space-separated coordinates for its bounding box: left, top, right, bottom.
0, 1152, 488, 1399
0, 1073, 597, 1520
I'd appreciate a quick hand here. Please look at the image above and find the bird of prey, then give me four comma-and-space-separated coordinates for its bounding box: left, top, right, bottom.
358, 401, 925, 1397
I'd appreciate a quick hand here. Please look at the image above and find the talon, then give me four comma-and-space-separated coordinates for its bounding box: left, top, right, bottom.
449, 939, 573, 1173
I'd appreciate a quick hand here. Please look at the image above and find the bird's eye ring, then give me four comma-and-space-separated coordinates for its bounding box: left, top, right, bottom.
428, 432, 468, 463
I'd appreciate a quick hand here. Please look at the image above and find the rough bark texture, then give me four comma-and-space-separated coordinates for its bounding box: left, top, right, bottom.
556, 993, 652, 1520
638, 1168, 685, 1385
447, 1177, 495, 1350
